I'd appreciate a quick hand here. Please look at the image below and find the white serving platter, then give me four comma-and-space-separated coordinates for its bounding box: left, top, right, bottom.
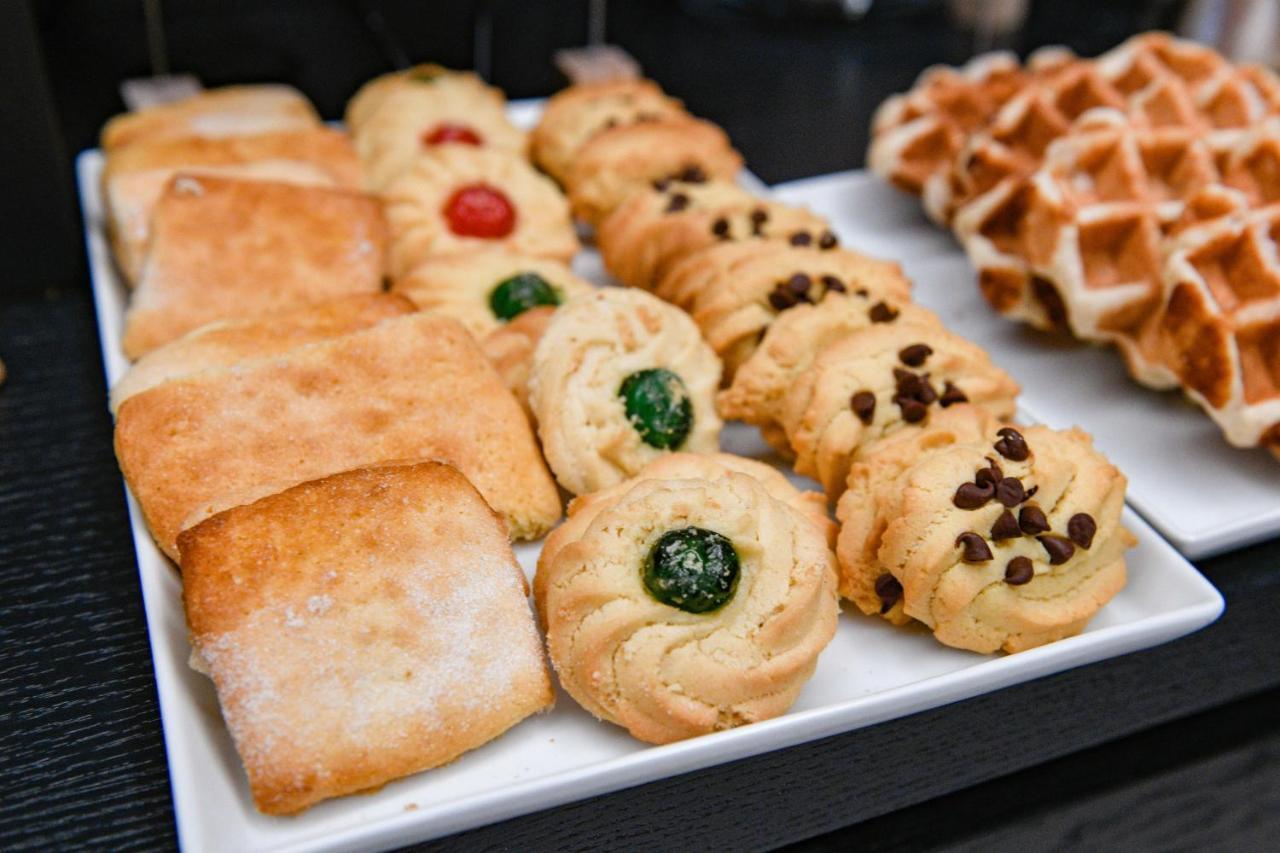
80, 119, 1223, 852
774, 170, 1280, 559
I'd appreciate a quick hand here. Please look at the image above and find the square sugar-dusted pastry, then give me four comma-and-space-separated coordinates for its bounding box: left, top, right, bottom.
178, 461, 554, 815
113, 312, 562, 554
100, 84, 321, 151
121, 175, 387, 359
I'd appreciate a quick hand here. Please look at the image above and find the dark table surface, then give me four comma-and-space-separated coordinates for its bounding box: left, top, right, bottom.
2, 1, 1279, 850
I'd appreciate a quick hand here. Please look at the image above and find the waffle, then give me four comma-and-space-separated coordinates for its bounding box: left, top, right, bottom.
928, 33, 1280, 225
1153, 205, 1280, 456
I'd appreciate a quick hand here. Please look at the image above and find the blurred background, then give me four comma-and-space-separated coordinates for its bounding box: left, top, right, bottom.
3, 0, 1276, 289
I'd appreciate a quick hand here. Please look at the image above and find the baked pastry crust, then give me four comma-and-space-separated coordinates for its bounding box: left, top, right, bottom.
531, 79, 686, 184
529, 289, 723, 495
110, 293, 414, 413
179, 461, 553, 815
535, 462, 837, 743
836, 422, 1133, 653
392, 250, 594, 339
102, 128, 362, 284
121, 175, 387, 359
114, 312, 562, 557
345, 64, 526, 191
780, 321, 1020, 498
718, 293, 944, 456
382, 147, 578, 277
598, 177, 832, 289
101, 85, 320, 151
659, 241, 912, 380
565, 116, 743, 225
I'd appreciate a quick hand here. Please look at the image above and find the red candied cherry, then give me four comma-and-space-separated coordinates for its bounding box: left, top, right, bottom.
422, 123, 484, 147
443, 183, 516, 238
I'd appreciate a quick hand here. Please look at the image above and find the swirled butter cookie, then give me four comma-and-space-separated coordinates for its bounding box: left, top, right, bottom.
535, 468, 838, 743
382, 147, 578, 277
529, 289, 722, 495
717, 293, 944, 455
781, 321, 1020, 498
480, 305, 557, 423
836, 423, 1132, 653
597, 176, 833, 289
565, 116, 743, 225
346, 64, 527, 191
393, 250, 594, 339
531, 79, 687, 184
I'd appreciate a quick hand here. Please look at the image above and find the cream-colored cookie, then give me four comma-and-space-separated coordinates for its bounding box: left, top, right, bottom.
781, 322, 1020, 498
179, 461, 553, 815
346, 64, 526, 191
535, 468, 838, 743
529, 289, 722, 495
660, 242, 912, 381
383, 147, 578, 277
480, 305, 556, 423
836, 423, 1133, 653
101, 85, 320, 151
718, 293, 944, 456
114, 312, 562, 557
598, 176, 833, 289
565, 116, 743, 225
531, 79, 687, 184
392, 250, 594, 339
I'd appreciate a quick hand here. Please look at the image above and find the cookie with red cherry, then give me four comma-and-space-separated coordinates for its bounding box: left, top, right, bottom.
383, 147, 579, 277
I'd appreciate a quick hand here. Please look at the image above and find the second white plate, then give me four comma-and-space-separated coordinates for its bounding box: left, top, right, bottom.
774, 170, 1280, 558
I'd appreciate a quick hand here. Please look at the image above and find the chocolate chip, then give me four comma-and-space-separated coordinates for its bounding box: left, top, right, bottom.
1005, 556, 1034, 585
855, 287, 869, 297
818, 230, 838, 249
850, 390, 876, 424
665, 193, 689, 213
750, 208, 768, 225
711, 217, 730, 238
789, 231, 813, 246
994, 427, 1029, 461
893, 368, 918, 392
875, 573, 903, 613
787, 273, 812, 296
975, 458, 1003, 488
652, 178, 671, 191
953, 481, 994, 509
1038, 535, 1076, 565
898, 397, 927, 423
898, 343, 933, 367
1025, 485, 1039, 500
955, 532, 993, 562
915, 376, 937, 405
869, 302, 899, 323
768, 286, 797, 311
1068, 513, 1097, 549
1018, 505, 1050, 535
939, 381, 968, 407
990, 510, 1021, 541
995, 477, 1025, 507
679, 165, 707, 183
821, 275, 846, 294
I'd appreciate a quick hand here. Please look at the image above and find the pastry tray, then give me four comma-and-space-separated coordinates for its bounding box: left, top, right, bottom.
78, 103, 1223, 853
775, 170, 1280, 559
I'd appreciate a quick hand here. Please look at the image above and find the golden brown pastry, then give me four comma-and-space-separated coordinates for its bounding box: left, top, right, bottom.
114, 312, 562, 557
101, 85, 321, 151
180, 460, 553, 815
121, 175, 387, 359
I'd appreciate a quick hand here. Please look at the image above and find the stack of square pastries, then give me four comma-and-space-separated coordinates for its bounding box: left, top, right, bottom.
105, 83, 560, 815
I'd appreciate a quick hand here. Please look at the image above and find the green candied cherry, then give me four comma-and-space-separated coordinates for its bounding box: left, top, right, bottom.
408, 67, 443, 83
488, 272, 563, 321
643, 527, 740, 613
618, 368, 693, 450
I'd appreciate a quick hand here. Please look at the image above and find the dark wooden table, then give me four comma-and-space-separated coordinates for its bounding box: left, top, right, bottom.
2, 2, 1278, 850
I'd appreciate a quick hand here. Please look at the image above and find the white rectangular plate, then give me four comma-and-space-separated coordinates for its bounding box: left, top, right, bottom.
81, 128, 1222, 853
774, 170, 1280, 559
